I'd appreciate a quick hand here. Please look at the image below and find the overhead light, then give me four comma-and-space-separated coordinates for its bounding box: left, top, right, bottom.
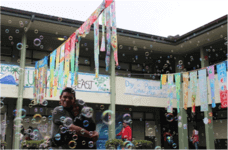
57, 38, 65, 41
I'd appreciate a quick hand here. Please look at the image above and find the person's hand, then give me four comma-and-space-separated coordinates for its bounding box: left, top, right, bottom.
91, 131, 99, 142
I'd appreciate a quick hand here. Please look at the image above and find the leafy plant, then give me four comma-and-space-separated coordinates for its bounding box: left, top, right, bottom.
105, 139, 123, 149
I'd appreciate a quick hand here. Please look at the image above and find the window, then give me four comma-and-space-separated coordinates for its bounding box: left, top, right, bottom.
145, 113, 154, 120
132, 112, 144, 119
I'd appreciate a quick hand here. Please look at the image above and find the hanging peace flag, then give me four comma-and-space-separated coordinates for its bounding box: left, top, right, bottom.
198, 69, 208, 111
216, 61, 228, 108
54, 47, 60, 96
167, 74, 174, 113
100, 9, 106, 52
111, 0, 119, 66
70, 33, 76, 86
49, 50, 56, 97
105, 4, 111, 71
207, 65, 216, 108
183, 72, 189, 110
94, 19, 100, 78
162, 74, 167, 85
75, 32, 81, 86
33, 63, 38, 100
59, 44, 65, 93
190, 71, 197, 113
64, 39, 71, 88
36, 56, 48, 104
175, 73, 181, 113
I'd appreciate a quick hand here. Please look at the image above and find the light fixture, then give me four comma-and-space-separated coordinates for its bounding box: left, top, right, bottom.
57, 38, 65, 41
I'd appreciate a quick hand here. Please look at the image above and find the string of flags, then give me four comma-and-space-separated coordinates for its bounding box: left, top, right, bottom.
33, 0, 119, 104
162, 61, 227, 113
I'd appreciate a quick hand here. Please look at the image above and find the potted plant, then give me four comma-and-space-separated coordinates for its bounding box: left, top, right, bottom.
0, 141, 7, 148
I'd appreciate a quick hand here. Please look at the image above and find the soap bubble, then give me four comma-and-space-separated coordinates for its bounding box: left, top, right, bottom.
34, 29, 38, 34
133, 46, 138, 51
0, 101, 4, 109
117, 66, 121, 69
8, 20, 12, 24
102, 110, 113, 125
172, 143, 177, 148
166, 113, 174, 122
155, 146, 161, 149
63, 117, 73, 128
5, 29, 9, 33
42, 116, 46, 122
16, 43, 23, 50
78, 99, 85, 106
34, 38, 41, 46
158, 60, 161, 63
119, 45, 123, 49
145, 52, 149, 56
40, 45, 44, 49
82, 140, 86, 145
100, 105, 104, 110
88, 141, 94, 148
81, 107, 93, 118
15, 29, 20, 34
60, 116, 66, 123
123, 113, 131, 124
42, 100, 48, 106
68, 140, 77, 149
33, 114, 42, 124
83, 120, 89, 127
178, 60, 183, 65
60, 126, 68, 134
72, 134, 78, 140
178, 122, 182, 127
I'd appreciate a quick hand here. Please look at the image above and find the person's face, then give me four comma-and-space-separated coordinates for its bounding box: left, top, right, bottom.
59, 92, 75, 108
123, 122, 127, 127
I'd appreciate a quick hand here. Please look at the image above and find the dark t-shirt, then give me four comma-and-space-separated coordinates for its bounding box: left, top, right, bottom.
51, 99, 96, 149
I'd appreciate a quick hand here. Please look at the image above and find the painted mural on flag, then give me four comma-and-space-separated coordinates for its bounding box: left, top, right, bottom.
0, 64, 110, 93
124, 78, 177, 98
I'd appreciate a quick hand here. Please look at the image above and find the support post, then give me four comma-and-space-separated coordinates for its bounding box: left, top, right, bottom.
154, 109, 161, 147
108, 45, 116, 140
200, 47, 215, 149
13, 33, 27, 149
175, 56, 189, 149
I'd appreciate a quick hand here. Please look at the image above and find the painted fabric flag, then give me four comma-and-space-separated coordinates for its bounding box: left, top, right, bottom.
183, 72, 189, 110
78, 1, 106, 37
105, 5, 111, 71
175, 73, 181, 113
207, 66, 216, 108
75, 32, 81, 86
70, 33, 76, 86
100, 9, 106, 52
49, 50, 56, 97
190, 71, 197, 113
111, 1, 119, 66
33, 63, 38, 100
216, 62, 228, 108
36, 56, 48, 104
198, 69, 208, 111
54, 47, 60, 96
59, 44, 65, 93
64, 39, 71, 88
94, 19, 100, 78
162, 74, 167, 85
167, 74, 174, 113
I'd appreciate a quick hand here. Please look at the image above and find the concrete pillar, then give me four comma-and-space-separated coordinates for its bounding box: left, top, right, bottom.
200, 47, 215, 149
154, 109, 161, 147
13, 33, 27, 149
6, 100, 16, 149
175, 56, 189, 149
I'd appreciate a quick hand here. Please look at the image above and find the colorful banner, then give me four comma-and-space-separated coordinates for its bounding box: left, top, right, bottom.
105, 4, 111, 71
207, 66, 216, 108
162, 74, 167, 85
198, 69, 208, 111
64, 39, 71, 88
124, 78, 177, 98
175, 73, 181, 113
70, 33, 76, 86
94, 19, 100, 78
100, 9, 106, 52
49, 50, 56, 97
75, 33, 81, 86
59, 44, 65, 93
216, 62, 228, 108
54, 47, 60, 96
111, 1, 119, 66
167, 74, 174, 113
190, 71, 197, 113
36, 56, 48, 104
183, 72, 189, 110
33, 63, 38, 99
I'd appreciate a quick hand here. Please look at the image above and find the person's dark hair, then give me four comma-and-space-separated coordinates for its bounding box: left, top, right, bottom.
60, 87, 76, 100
